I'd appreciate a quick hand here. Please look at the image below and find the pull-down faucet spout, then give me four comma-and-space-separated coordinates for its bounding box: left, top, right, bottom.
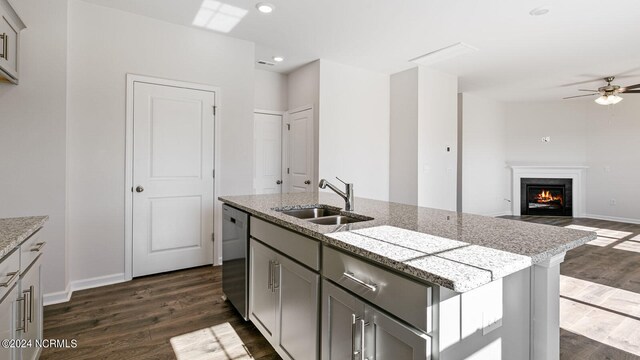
319, 177, 354, 211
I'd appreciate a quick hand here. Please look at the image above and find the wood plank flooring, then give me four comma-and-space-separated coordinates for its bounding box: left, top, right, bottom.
41, 266, 279, 360
43, 216, 640, 359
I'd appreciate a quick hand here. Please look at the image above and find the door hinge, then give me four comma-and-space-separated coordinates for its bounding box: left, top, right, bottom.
287, 167, 290, 174
213, 106, 217, 116
213, 169, 215, 178
212, 233, 215, 242
287, 123, 290, 130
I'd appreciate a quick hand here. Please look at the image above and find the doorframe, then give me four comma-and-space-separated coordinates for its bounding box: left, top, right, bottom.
253, 109, 286, 194
124, 73, 221, 281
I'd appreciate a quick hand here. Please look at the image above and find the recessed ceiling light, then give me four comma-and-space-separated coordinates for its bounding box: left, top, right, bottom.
256, 2, 274, 13
272, 56, 284, 62
529, 6, 550, 16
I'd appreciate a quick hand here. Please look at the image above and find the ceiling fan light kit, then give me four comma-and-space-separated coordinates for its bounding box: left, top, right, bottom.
595, 95, 623, 106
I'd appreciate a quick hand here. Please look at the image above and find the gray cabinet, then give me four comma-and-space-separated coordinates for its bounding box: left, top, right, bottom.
0, 282, 19, 360
322, 280, 431, 360
249, 238, 319, 360
0, 0, 26, 84
19, 255, 43, 360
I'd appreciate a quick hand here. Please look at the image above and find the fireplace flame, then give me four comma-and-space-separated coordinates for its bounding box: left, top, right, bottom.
534, 190, 563, 205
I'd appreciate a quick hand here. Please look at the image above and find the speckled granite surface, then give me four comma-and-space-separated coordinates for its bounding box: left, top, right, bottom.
219, 192, 596, 292
0, 216, 48, 259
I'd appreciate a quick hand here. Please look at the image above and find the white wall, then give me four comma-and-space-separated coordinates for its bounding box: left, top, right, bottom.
460, 93, 510, 216
318, 60, 390, 201
389, 68, 419, 205
66, 1, 255, 286
418, 68, 458, 211
254, 69, 288, 112
0, 0, 68, 296
505, 98, 640, 222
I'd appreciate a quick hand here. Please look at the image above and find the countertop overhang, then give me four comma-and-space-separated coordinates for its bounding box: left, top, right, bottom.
219, 192, 595, 292
0, 216, 49, 259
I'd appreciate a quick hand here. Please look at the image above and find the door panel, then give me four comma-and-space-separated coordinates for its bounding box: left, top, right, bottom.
249, 239, 277, 338
277, 255, 319, 360
322, 280, 365, 360
289, 109, 314, 192
365, 308, 431, 360
133, 82, 215, 277
254, 113, 283, 194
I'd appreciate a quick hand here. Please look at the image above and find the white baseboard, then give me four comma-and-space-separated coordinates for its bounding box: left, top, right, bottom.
490, 211, 513, 217
43, 273, 126, 306
584, 213, 640, 225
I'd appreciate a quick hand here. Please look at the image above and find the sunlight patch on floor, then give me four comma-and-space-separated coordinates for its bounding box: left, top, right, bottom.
170, 322, 253, 360
560, 275, 640, 356
586, 237, 619, 247
613, 241, 640, 253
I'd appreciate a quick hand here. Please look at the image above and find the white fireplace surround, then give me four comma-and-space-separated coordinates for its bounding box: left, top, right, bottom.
509, 165, 588, 217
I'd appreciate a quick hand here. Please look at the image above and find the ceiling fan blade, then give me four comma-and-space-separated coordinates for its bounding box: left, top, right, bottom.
621, 84, 640, 91
578, 89, 598, 92
622, 90, 640, 93
563, 93, 598, 99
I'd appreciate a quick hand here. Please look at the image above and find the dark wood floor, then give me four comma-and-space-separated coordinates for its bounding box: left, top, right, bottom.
41, 266, 279, 360
43, 216, 640, 359
503, 216, 640, 360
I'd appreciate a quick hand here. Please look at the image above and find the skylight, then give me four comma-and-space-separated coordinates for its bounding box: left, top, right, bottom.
192, 0, 248, 33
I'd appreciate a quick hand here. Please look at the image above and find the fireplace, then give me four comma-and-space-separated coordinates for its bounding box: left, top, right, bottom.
520, 178, 572, 216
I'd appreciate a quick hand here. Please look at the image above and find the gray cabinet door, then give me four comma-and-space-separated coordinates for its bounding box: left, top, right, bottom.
0, 283, 18, 360
249, 239, 277, 338
365, 307, 431, 360
20, 256, 43, 360
322, 280, 365, 360
276, 254, 319, 360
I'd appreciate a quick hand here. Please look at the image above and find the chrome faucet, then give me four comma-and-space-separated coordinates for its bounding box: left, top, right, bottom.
319, 177, 354, 211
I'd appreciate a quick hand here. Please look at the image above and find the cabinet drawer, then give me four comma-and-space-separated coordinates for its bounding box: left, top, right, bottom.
323, 246, 432, 333
250, 217, 320, 271
0, 249, 19, 300
0, 12, 19, 80
20, 229, 45, 274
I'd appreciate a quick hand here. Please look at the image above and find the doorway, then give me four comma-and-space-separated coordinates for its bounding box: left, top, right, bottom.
125, 75, 218, 278
253, 111, 284, 195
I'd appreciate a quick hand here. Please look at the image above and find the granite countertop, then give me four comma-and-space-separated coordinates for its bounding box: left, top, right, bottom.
219, 192, 596, 292
0, 216, 49, 259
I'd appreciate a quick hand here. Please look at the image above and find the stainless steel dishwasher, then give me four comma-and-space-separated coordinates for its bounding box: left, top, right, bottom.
222, 204, 249, 320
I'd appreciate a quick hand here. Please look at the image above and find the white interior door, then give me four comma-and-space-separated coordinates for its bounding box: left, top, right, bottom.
289, 108, 314, 192
254, 112, 283, 195
132, 82, 215, 277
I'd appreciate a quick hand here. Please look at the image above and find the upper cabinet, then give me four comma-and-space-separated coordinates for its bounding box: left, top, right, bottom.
0, 0, 26, 84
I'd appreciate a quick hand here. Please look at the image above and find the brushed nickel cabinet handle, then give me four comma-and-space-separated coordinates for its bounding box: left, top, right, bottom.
267, 260, 273, 290
30, 242, 46, 252
343, 272, 377, 292
16, 294, 26, 332
273, 262, 280, 290
0, 271, 19, 287
28, 285, 34, 323
0, 33, 6, 60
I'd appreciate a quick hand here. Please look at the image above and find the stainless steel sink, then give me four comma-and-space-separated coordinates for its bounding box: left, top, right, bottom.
280, 207, 341, 219
307, 215, 367, 225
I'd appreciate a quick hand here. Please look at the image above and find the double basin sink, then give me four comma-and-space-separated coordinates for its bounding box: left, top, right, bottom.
275, 205, 373, 225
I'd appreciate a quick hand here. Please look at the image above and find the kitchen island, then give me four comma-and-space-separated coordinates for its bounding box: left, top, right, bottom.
219, 192, 595, 360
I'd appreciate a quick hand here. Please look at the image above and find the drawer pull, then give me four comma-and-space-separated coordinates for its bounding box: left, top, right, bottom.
343, 272, 377, 292
30, 242, 46, 252
0, 33, 7, 60
0, 271, 19, 287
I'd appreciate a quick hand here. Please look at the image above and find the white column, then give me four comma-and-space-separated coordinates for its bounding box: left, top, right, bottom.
531, 252, 565, 360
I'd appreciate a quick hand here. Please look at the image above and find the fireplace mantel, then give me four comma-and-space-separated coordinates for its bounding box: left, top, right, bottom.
508, 164, 588, 217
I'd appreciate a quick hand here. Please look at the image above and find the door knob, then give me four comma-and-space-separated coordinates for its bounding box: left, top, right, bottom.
304, 180, 311, 185
276, 180, 282, 185
135, 185, 144, 193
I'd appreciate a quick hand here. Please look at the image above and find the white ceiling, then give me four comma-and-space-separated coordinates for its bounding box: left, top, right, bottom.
82, 0, 640, 102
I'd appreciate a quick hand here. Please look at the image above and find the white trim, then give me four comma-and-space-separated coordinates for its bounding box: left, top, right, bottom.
125, 73, 221, 279
43, 273, 126, 306
584, 213, 640, 225
288, 104, 313, 114
254, 109, 285, 116
508, 165, 588, 217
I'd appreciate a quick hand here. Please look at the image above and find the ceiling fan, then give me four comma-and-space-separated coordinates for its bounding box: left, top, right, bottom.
564, 76, 640, 105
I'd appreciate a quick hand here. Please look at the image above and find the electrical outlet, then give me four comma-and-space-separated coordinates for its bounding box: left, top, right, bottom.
541, 136, 551, 143
610, 199, 617, 206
